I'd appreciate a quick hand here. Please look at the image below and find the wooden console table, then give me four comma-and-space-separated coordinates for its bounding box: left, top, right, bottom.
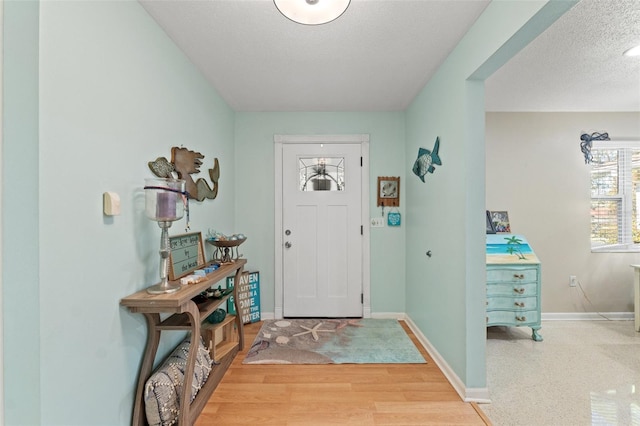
121, 259, 246, 426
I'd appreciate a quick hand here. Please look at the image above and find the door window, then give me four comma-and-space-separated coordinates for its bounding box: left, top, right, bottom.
298, 157, 345, 191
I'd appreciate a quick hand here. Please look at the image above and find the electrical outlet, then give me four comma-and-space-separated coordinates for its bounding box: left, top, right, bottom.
370, 217, 385, 228
570, 275, 577, 287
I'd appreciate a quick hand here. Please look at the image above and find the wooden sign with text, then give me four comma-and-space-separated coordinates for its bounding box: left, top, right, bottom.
227, 271, 261, 324
168, 232, 205, 281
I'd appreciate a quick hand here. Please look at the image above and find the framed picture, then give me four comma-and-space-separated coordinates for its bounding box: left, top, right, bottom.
486, 210, 496, 234
490, 211, 511, 233
377, 176, 400, 207
168, 232, 206, 280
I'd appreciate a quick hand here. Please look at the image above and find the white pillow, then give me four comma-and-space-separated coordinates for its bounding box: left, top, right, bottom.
144, 335, 213, 426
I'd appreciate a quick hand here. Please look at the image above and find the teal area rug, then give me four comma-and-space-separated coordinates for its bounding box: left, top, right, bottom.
243, 318, 426, 364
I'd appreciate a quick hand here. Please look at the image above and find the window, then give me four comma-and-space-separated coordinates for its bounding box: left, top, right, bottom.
590, 141, 640, 252
298, 157, 345, 191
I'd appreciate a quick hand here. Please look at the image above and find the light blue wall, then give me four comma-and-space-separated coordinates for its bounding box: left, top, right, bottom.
3, 1, 41, 424
2, 1, 581, 423
404, 0, 576, 390
4, 1, 236, 424
234, 112, 406, 315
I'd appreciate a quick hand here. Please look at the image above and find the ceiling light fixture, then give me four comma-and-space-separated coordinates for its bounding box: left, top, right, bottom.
274, 0, 350, 25
623, 44, 640, 57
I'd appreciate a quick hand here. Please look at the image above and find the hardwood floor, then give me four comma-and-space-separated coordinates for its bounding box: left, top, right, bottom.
196, 321, 489, 425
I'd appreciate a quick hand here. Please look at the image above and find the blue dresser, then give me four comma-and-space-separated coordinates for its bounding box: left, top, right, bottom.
486, 235, 542, 341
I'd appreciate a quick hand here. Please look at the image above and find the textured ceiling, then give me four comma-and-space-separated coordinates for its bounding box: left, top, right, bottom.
486, 0, 640, 112
140, 0, 490, 111
141, 0, 640, 112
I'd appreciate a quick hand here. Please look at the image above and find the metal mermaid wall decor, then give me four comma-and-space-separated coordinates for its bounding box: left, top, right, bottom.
148, 146, 220, 201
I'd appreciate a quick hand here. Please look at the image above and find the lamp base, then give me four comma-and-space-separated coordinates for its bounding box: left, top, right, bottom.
146, 282, 181, 294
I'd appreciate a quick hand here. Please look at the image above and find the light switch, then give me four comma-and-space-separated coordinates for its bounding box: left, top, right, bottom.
370, 217, 385, 228
103, 192, 121, 216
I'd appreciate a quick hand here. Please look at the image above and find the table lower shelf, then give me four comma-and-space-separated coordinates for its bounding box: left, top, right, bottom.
201, 315, 239, 362
188, 345, 239, 424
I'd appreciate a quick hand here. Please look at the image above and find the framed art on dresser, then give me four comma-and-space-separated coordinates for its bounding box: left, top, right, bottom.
490, 211, 511, 233
486, 210, 496, 234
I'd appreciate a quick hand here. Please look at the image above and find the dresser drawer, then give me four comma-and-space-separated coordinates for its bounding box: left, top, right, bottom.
487, 282, 537, 297
486, 310, 539, 326
487, 296, 537, 311
487, 267, 538, 283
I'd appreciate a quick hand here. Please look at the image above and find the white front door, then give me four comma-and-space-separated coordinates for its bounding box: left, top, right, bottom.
282, 143, 363, 317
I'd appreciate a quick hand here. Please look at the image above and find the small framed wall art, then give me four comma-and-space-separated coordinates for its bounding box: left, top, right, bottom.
168, 232, 206, 280
377, 176, 400, 207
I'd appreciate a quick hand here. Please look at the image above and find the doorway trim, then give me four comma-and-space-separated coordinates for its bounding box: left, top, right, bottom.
274, 134, 370, 319
0, 1, 5, 419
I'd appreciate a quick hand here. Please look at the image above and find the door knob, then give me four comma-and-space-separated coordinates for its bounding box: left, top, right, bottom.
285, 241, 292, 248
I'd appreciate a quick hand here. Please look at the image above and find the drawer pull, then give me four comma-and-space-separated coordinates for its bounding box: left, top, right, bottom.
514, 301, 525, 308
513, 288, 525, 294
513, 274, 525, 279
516, 315, 527, 322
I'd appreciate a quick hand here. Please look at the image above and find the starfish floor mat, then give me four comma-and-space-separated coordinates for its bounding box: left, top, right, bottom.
242, 318, 426, 364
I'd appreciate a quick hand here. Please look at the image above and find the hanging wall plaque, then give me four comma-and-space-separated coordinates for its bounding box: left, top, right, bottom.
377, 176, 400, 207
387, 209, 401, 227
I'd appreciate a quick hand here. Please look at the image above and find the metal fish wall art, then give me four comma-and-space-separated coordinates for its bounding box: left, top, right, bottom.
412, 137, 442, 182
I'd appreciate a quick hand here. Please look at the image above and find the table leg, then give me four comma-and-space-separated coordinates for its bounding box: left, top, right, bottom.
531, 327, 543, 342
178, 302, 200, 425
232, 265, 245, 350
132, 313, 161, 426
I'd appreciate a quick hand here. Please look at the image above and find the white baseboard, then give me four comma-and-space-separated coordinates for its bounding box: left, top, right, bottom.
370, 312, 406, 320
252, 311, 634, 322
263, 311, 378, 320
402, 315, 490, 404
260, 312, 276, 320
270, 308, 375, 320
542, 312, 633, 321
